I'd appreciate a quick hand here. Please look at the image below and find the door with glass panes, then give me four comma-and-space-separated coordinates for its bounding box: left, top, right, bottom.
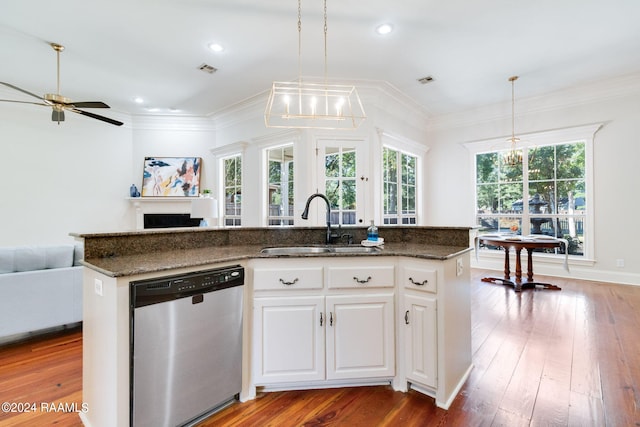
316, 139, 368, 226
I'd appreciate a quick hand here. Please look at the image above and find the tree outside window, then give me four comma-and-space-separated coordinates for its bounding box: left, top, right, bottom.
476, 142, 586, 255
223, 155, 242, 226
325, 146, 357, 225
267, 144, 294, 226
383, 147, 417, 225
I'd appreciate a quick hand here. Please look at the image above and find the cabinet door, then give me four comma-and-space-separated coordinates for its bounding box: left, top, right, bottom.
403, 293, 437, 388
325, 294, 395, 380
253, 296, 325, 384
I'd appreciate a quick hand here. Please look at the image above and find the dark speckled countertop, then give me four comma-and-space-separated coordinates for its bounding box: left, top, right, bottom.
73, 226, 474, 277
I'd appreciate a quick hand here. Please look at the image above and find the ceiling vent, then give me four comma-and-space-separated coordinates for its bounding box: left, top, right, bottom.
198, 63, 218, 74
417, 76, 434, 84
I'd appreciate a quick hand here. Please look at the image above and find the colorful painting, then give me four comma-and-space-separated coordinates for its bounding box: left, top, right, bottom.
141, 157, 201, 197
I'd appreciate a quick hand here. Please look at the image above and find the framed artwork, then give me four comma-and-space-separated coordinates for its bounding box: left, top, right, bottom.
141, 157, 202, 197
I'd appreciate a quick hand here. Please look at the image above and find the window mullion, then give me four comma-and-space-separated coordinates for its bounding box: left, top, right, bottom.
522, 147, 530, 235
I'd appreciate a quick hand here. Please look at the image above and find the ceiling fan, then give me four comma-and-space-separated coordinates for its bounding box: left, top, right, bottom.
0, 43, 123, 126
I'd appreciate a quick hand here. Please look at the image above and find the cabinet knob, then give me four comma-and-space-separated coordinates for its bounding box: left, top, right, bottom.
353, 276, 371, 284
409, 277, 428, 286
279, 278, 299, 286
320, 312, 324, 326
405, 310, 410, 325
329, 312, 334, 326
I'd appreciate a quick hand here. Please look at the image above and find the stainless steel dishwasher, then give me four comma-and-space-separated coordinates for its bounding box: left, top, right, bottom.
130, 265, 244, 427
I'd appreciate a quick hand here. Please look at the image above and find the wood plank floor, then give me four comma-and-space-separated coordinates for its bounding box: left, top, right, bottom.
1, 269, 639, 426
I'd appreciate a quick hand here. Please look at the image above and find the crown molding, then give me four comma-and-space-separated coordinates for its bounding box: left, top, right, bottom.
209, 78, 431, 132
130, 114, 217, 131
429, 72, 640, 132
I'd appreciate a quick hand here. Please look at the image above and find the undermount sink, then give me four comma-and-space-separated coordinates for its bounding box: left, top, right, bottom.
260, 245, 381, 255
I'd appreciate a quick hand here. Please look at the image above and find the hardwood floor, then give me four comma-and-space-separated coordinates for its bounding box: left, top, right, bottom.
1, 269, 639, 426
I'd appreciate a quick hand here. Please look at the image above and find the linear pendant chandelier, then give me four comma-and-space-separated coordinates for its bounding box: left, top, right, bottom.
264, 0, 366, 130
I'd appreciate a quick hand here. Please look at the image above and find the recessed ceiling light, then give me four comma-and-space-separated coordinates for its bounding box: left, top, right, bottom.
133, 96, 144, 104
375, 24, 393, 35
208, 43, 224, 52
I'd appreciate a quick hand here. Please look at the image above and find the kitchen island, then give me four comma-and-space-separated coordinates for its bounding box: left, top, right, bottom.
73, 226, 473, 427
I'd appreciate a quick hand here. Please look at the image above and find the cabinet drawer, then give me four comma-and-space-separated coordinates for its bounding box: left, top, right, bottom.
254, 266, 323, 290
402, 266, 437, 293
327, 265, 394, 289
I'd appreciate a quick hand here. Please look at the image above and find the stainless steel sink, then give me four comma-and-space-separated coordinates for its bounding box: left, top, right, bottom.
260, 245, 381, 255
330, 246, 381, 254
260, 246, 332, 255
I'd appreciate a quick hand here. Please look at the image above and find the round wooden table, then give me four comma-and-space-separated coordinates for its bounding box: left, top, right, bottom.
479, 236, 563, 292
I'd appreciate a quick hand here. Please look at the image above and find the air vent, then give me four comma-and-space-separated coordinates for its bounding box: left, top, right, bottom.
417, 76, 434, 84
198, 63, 218, 74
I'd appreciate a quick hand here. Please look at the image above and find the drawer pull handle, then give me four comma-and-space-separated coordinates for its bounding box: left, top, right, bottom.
330, 312, 334, 326
353, 276, 371, 284
279, 278, 299, 286
409, 277, 428, 286
320, 312, 324, 326
405, 310, 410, 325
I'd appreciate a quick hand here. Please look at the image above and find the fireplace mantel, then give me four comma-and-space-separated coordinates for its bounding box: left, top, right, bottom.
128, 197, 194, 229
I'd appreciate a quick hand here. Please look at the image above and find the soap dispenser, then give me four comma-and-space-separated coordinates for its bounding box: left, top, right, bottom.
367, 220, 379, 242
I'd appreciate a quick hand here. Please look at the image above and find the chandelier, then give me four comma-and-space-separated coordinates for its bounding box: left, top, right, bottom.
503, 76, 522, 166
264, 0, 366, 130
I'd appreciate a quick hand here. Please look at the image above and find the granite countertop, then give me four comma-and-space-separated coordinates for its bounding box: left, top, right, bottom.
83, 242, 473, 277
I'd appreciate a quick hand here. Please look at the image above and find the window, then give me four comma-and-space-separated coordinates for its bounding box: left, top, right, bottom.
266, 144, 294, 226
223, 155, 242, 226
472, 124, 600, 258
383, 147, 417, 225
324, 145, 358, 225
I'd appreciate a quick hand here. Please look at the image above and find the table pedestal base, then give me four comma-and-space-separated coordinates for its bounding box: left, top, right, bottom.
481, 277, 561, 292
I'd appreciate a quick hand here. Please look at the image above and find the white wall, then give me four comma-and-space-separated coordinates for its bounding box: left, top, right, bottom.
426, 83, 640, 285
0, 107, 217, 245
0, 104, 134, 245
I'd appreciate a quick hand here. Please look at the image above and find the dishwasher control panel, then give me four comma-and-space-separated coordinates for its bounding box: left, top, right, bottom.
131, 265, 244, 308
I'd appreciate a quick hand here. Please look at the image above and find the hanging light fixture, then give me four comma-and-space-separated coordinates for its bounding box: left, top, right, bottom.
503, 76, 522, 166
264, 0, 366, 130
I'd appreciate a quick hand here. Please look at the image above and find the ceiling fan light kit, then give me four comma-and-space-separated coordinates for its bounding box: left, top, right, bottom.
0, 42, 123, 127
264, 0, 366, 130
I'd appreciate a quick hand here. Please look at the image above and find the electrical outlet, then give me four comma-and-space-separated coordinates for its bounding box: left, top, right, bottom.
456, 258, 464, 276
94, 278, 103, 296
616, 259, 625, 268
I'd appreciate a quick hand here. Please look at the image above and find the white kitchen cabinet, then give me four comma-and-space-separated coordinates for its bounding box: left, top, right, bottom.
251, 258, 396, 387
403, 293, 437, 388
326, 294, 395, 380
253, 296, 324, 384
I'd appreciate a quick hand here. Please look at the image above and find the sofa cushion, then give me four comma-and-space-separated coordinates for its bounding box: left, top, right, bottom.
73, 244, 84, 266
0, 245, 79, 273
45, 245, 74, 269
0, 248, 15, 274
15, 247, 47, 272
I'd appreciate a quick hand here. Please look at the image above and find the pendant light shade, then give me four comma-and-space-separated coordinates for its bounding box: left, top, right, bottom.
264, 0, 366, 130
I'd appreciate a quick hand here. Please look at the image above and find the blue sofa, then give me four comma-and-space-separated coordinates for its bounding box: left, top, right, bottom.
0, 244, 83, 342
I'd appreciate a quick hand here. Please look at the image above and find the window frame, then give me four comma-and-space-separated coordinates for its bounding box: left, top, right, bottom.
221, 153, 243, 227
264, 142, 295, 227
377, 129, 426, 226
464, 123, 602, 260
382, 146, 419, 225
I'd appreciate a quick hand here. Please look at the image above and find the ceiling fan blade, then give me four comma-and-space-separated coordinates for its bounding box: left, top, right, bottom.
52, 109, 65, 123
0, 82, 44, 101
62, 101, 110, 109
0, 99, 48, 106
70, 108, 123, 126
